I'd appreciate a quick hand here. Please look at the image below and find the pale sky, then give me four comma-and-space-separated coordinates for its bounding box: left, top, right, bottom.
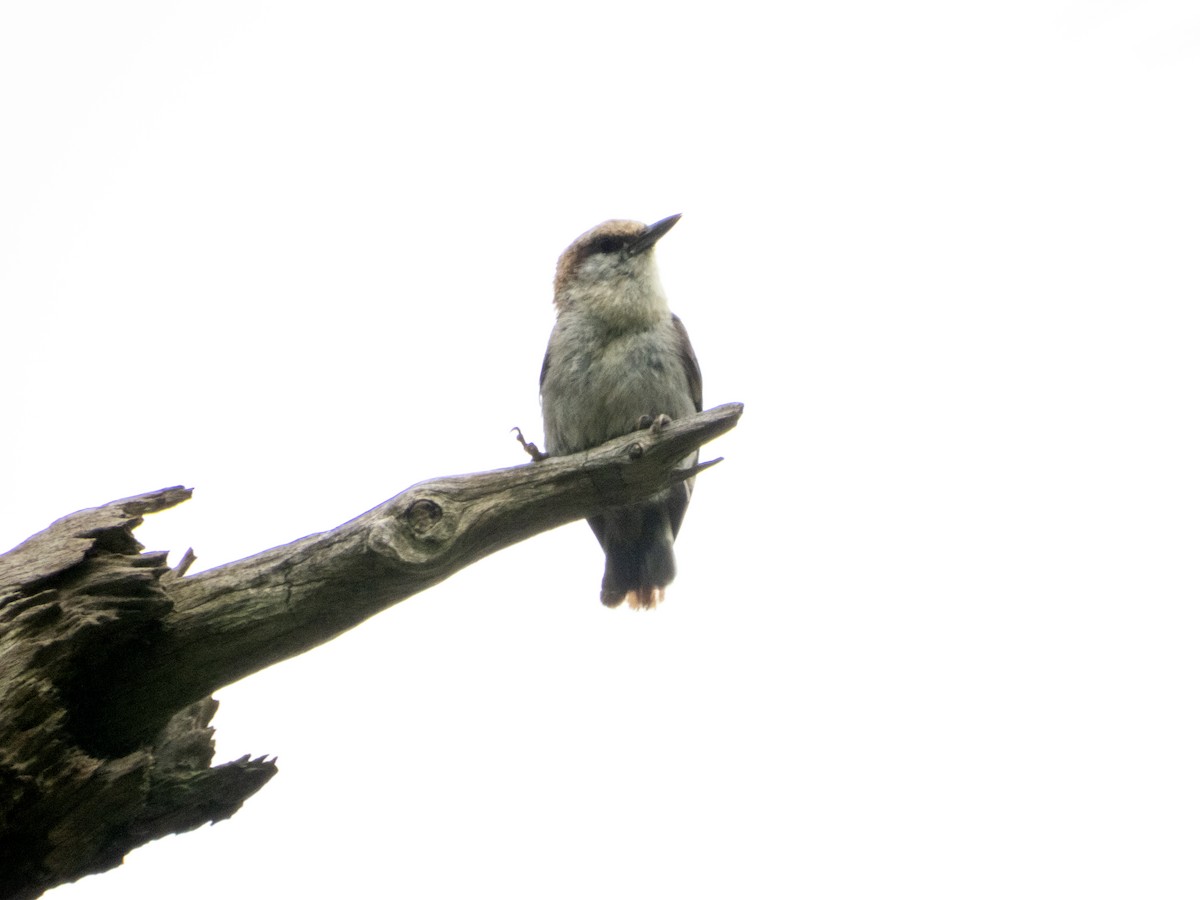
3, 2, 1199, 898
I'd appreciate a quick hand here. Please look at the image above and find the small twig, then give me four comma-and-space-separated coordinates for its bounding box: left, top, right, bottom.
679, 456, 724, 479
164, 547, 197, 581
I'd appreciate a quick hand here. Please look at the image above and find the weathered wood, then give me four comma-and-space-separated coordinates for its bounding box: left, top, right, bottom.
0, 402, 742, 898
0, 490, 276, 900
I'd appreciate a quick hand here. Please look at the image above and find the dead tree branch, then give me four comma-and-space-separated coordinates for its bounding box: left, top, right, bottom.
0, 402, 742, 899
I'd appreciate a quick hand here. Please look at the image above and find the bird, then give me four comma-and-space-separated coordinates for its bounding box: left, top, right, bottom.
538, 214, 702, 609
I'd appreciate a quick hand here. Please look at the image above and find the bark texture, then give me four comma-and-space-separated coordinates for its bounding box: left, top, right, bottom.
0, 402, 742, 898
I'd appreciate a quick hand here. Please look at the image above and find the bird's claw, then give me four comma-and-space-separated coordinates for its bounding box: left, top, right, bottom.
635, 413, 672, 434
512, 426, 549, 462
649, 414, 672, 434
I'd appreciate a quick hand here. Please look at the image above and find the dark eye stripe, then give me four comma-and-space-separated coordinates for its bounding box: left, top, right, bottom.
592, 236, 623, 255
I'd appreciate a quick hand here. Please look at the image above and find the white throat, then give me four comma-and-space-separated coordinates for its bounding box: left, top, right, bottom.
557, 253, 670, 329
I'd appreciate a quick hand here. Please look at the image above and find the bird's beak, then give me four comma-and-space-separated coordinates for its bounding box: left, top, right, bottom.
630, 213, 682, 255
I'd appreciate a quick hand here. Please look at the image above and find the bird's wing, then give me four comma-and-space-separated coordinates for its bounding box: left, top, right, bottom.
672, 314, 703, 411
668, 314, 702, 539
539, 346, 551, 391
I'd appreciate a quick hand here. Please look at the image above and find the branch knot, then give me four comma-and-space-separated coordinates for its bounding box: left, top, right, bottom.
404, 499, 443, 535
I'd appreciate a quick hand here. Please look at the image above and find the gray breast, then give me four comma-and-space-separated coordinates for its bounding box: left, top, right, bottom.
542, 316, 693, 455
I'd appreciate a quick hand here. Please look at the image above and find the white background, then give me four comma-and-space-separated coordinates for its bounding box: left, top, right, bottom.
2, 2, 1198, 897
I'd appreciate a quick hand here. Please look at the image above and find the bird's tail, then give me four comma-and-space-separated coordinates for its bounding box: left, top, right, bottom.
591, 505, 678, 610
606, 583, 667, 610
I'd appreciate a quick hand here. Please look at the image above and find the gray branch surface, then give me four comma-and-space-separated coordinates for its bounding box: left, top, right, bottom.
0, 402, 742, 899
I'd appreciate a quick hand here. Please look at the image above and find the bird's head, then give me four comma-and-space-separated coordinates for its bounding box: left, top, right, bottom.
553, 214, 681, 325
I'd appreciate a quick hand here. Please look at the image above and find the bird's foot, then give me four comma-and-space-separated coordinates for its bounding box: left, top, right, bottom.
512, 426, 549, 462
635, 413, 672, 434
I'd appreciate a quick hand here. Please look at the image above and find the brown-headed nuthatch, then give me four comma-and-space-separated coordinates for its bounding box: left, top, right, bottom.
539, 214, 702, 609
